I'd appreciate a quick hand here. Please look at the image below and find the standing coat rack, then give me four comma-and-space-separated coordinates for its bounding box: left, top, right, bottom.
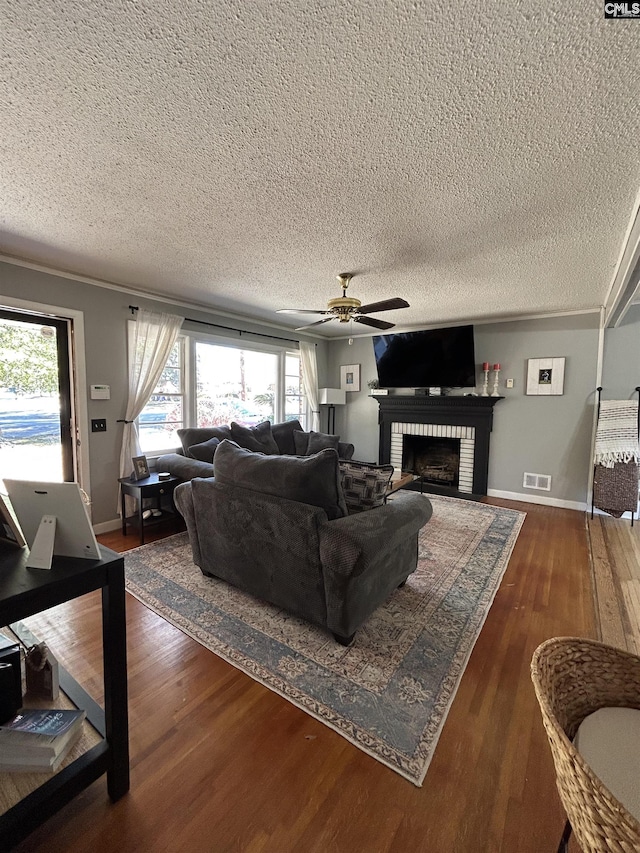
591, 387, 640, 525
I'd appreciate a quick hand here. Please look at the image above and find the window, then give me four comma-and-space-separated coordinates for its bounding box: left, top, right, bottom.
137, 337, 185, 453
195, 341, 277, 427
284, 352, 304, 424
137, 333, 306, 455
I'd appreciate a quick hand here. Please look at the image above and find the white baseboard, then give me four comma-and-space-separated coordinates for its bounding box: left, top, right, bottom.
487, 489, 587, 512
93, 517, 123, 534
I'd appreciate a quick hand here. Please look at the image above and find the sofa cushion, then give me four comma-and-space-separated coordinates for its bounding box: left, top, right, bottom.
188, 437, 220, 463
214, 440, 348, 520
339, 459, 394, 513
294, 429, 340, 456
271, 419, 303, 455
293, 430, 309, 455
307, 430, 340, 454
178, 425, 232, 457
574, 706, 640, 822
230, 420, 280, 454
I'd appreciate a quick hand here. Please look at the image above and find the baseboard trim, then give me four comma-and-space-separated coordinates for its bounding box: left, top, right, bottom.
487, 489, 587, 512
93, 518, 123, 535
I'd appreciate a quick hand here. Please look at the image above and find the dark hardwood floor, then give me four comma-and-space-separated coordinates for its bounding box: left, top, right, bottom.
9, 499, 596, 853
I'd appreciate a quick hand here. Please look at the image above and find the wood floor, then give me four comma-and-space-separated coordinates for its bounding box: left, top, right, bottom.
7, 499, 604, 853
588, 512, 640, 656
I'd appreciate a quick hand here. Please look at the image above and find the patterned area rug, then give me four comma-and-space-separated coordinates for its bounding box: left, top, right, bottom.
124, 495, 525, 785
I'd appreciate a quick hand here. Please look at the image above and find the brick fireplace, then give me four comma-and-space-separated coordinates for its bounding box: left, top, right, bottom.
375, 395, 502, 496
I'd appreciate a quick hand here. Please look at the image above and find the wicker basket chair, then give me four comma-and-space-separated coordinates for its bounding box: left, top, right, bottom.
531, 637, 640, 853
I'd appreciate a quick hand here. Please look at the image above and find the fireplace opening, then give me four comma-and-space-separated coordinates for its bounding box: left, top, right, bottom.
402, 435, 461, 488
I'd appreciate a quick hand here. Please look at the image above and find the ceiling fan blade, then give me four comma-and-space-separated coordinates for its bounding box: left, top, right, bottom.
277, 308, 330, 315
294, 317, 336, 331
354, 316, 395, 330
357, 297, 410, 314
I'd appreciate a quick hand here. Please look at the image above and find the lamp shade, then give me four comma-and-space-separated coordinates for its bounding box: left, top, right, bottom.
318, 388, 346, 406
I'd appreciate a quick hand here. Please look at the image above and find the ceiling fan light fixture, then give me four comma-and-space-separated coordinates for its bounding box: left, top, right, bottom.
278, 271, 409, 331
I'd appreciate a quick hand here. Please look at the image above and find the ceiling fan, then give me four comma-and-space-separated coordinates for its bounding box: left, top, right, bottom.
277, 273, 410, 331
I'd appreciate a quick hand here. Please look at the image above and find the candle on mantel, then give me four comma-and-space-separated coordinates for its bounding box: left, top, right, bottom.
493, 363, 500, 370
482, 362, 489, 370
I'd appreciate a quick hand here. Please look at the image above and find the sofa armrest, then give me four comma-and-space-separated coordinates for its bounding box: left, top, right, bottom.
156, 453, 214, 480
320, 492, 432, 572
174, 481, 203, 567
319, 491, 433, 636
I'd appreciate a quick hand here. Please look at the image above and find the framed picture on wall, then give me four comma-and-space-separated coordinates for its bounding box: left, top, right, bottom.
526, 357, 566, 395
340, 364, 361, 392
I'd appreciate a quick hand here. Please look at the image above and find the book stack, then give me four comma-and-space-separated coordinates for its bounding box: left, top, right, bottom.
0, 708, 86, 773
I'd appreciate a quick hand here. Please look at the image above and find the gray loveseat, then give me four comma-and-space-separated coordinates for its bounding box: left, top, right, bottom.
174, 439, 433, 645
157, 418, 354, 481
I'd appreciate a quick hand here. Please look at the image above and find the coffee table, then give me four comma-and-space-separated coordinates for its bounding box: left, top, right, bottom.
386, 472, 416, 496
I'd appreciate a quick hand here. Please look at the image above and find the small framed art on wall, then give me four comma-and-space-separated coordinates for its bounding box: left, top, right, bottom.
340, 364, 361, 392
526, 357, 565, 395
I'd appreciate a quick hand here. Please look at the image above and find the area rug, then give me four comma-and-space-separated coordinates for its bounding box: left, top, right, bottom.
124, 495, 525, 785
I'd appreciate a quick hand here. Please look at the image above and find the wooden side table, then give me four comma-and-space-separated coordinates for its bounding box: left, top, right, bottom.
386, 471, 416, 496
118, 473, 181, 546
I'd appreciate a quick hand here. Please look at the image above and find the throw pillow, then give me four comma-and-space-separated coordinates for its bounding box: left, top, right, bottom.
213, 440, 348, 520
271, 419, 303, 455
188, 437, 220, 463
293, 430, 340, 456
230, 420, 280, 455
339, 459, 394, 513
178, 426, 232, 457
307, 430, 340, 454
293, 430, 310, 456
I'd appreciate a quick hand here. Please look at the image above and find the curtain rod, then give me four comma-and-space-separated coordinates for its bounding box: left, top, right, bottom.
128, 305, 306, 345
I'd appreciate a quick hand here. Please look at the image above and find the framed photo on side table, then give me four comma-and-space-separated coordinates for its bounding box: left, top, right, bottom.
131, 455, 150, 481
340, 364, 361, 392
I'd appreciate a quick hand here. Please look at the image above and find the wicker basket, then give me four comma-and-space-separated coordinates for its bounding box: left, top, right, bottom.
531, 637, 640, 853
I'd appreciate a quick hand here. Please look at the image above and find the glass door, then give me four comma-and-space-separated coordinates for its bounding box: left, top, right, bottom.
0, 309, 74, 485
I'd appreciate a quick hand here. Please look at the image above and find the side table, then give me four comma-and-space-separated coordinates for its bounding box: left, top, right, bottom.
0, 543, 129, 850
118, 473, 182, 546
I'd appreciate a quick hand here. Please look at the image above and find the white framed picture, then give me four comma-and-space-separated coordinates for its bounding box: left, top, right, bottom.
340, 364, 361, 392
526, 357, 566, 395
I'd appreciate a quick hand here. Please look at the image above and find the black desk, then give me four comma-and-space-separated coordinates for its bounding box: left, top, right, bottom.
0, 544, 129, 851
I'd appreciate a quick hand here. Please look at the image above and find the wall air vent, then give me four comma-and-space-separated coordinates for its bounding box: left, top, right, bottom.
523, 472, 551, 491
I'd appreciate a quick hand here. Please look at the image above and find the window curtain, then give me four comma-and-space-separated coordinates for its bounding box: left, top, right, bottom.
299, 341, 320, 432
118, 309, 184, 514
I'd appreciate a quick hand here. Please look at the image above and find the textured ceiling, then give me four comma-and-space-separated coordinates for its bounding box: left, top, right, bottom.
2, 1, 640, 336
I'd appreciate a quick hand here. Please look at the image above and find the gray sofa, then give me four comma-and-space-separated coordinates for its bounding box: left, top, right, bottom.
157, 418, 355, 481
174, 439, 433, 645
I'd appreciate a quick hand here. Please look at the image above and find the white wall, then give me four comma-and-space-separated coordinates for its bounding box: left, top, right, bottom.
601, 303, 640, 400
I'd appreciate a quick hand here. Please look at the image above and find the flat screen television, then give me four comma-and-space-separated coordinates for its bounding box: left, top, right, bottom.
373, 325, 476, 389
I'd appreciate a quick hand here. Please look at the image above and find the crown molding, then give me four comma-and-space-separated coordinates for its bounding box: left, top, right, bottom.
0, 252, 327, 342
